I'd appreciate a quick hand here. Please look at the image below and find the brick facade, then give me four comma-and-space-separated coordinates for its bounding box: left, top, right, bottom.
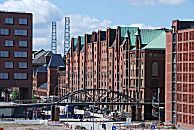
165, 20, 194, 129
0, 12, 32, 100
65, 26, 166, 120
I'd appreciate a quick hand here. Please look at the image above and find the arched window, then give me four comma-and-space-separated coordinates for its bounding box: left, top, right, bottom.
152, 61, 159, 76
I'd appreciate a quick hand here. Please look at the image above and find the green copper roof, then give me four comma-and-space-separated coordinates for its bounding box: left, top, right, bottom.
140, 29, 164, 45
73, 38, 78, 49
120, 27, 138, 38
120, 27, 137, 45
120, 27, 166, 49
80, 36, 84, 49
142, 31, 166, 50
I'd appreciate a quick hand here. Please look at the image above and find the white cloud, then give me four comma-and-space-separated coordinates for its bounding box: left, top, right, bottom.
129, 23, 162, 29
126, 0, 155, 6
33, 37, 49, 47
56, 15, 111, 54
0, 0, 111, 55
158, 0, 186, 5
70, 15, 111, 36
0, 0, 63, 24
126, 0, 186, 6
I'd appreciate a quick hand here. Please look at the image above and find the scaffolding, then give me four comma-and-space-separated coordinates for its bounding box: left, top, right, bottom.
51, 21, 57, 54
64, 17, 70, 56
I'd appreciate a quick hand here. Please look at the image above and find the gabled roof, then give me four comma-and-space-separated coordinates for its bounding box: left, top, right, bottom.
37, 65, 47, 73
32, 51, 53, 65
80, 36, 84, 50
111, 40, 116, 48
120, 27, 138, 38
32, 49, 46, 59
142, 31, 166, 50
120, 38, 127, 47
120, 27, 166, 50
121, 27, 164, 45
47, 54, 65, 68
100, 31, 106, 41
120, 27, 138, 45
39, 83, 47, 89
33, 65, 47, 75
73, 38, 78, 51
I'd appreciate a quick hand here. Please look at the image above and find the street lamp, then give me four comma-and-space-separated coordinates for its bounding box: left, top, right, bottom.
92, 102, 95, 130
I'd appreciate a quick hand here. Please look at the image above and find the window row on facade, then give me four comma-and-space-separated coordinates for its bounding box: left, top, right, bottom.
177, 113, 194, 125
177, 63, 194, 72
177, 83, 194, 92
177, 93, 194, 103
2, 40, 28, 47
177, 104, 194, 115
4, 17, 28, 25
178, 31, 194, 41
177, 73, 194, 82
177, 52, 194, 62
177, 42, 194, 52
0, 29, 28, 36
4, 62, 28, 69
0, 51, 28, 58
0, 72, 27, 79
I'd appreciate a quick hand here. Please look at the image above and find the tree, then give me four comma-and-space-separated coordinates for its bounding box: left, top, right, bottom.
11, 90, 19, 101
32, 95, 37, 103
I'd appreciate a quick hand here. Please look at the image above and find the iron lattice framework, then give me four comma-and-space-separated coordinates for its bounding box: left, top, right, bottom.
58, 89, 134, 103
51, 21, 57, 54
64, 17, 70, 56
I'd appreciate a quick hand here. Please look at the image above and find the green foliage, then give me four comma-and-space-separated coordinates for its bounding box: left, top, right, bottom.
32, 95, 37, 103
11, 90, 19, 101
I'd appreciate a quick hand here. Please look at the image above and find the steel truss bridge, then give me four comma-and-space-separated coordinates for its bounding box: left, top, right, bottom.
0, 89, 164, 107
59, 88, 135, 103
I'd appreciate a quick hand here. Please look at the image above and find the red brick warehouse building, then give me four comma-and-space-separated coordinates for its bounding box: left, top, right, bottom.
165, 20, 194, 129
32, 49, 65, 97
0, 11, 32, 100
64, 26, 167, 120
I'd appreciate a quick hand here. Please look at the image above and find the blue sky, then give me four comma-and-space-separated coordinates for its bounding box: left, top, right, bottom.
49, 0, 194, 27
0, 0, 193, 54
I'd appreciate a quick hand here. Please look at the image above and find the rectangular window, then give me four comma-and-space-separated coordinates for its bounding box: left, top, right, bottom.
5, 40, 13, 47
5, 18, 13, 24
19, 40, 28, 47
14, 51, 27, 58
14, 73, 27, 79
0, 29, 9, 35
5, 62, 13, 69
19, 62, 28, 69
0, 51, 9, 57
19, 18, 28, 25
14, 29, 27, 36
0, 73, 8, 79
